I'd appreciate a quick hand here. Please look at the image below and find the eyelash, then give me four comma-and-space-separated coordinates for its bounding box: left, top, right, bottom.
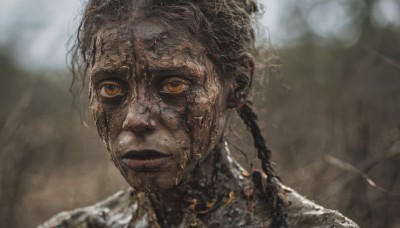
97, 80, 126, 100
95, 76, 191, 102
158, 77, 190, 96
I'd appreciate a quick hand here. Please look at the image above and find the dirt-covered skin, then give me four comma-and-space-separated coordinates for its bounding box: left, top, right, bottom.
39, 143, 359, 227
39, 0, 360, 227
88, 16, 231, 190
86, 15, 240, 225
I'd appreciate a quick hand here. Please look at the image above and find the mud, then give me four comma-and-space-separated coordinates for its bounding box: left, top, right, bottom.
87, 11, 234, 202
40, 142, 359, 227
53, 0, 360, 227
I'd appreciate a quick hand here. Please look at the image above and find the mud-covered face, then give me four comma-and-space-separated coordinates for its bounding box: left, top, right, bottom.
87, 18, 232, 191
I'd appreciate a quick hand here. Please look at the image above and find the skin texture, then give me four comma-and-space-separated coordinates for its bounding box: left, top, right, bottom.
39, 1, 359, 227
70, 1, 291, 225
39, 143, 360, 227
88, 17, 235, 193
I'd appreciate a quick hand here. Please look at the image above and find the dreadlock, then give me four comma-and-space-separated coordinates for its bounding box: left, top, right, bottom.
238, 103, 287, 227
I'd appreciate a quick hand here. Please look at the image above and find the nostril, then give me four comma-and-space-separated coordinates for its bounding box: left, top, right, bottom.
139, 127, 155, 135
133, 120, 155, 133
133, 126, 154, 134
122, 112, 156, 134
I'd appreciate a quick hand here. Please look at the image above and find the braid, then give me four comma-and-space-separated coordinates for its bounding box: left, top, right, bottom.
238, 103, 287, 228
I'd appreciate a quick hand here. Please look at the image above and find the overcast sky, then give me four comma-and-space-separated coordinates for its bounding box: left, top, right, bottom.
0, 0, 289, 70
0, 0, 398, 71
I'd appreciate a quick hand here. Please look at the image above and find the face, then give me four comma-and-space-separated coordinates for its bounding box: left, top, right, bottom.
87, 17, 233, 191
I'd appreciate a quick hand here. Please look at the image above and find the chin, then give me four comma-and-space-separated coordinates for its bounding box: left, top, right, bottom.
120, 168, 183, 193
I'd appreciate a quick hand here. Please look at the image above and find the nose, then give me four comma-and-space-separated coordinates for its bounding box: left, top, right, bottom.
122, 103, 156, 134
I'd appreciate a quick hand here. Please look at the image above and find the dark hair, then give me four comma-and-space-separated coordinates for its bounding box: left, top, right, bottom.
70, 0, 257, 93
238, 103, 287, 227
69, 0, 286, 226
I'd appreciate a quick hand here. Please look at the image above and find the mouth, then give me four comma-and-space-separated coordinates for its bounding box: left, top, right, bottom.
120, 150, 170, 171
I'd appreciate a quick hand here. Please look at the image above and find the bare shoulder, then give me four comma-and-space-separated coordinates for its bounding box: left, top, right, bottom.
279, 183, 359, 228
38, 189, 138, 228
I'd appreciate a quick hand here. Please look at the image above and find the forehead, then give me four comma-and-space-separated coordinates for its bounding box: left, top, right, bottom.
90, 18, 207, 74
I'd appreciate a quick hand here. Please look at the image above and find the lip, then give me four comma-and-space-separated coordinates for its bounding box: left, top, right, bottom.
120, 150, 171, 171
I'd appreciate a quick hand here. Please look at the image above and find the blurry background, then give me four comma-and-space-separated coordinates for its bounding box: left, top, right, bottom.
0, 0, 399, 227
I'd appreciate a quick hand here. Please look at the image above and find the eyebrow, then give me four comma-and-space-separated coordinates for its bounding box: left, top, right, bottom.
149, 65, 202, 78
90, 66, 130, 81
90, 64, 204, 83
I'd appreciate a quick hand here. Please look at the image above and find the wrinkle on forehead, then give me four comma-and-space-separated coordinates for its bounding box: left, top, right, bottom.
89, 18, 209, 80
89, 26, 132, 75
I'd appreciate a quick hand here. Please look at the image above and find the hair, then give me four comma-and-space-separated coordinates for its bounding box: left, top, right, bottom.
238, 103, 287, 227
70, 0, 286, 226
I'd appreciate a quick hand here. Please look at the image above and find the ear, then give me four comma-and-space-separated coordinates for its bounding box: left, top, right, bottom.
227, 56, 254, 108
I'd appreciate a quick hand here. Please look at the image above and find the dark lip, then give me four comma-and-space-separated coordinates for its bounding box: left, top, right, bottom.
119, 150, 171, 171
120, 149, 169, 159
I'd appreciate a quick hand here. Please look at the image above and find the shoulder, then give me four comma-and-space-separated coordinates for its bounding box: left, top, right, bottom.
278, 183, 359, 228
39, 189, 138, 228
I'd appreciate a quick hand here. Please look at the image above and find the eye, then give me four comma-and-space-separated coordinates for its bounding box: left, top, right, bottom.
98, 81, 123, 98
159, 77, 189, 95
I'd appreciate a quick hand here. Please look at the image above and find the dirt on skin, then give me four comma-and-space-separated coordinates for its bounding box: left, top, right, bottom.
39, 142, 359, 227
87, 16, 231, 192
40, 0, 360, 227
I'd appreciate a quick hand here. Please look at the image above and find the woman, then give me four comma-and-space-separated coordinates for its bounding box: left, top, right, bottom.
41, 0, 358, 227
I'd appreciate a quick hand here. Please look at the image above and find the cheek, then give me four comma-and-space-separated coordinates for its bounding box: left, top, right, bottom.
89, 99, 126, 152
158, 100, 186, 131
89, 101, 108, 142
185, 82, 226, 160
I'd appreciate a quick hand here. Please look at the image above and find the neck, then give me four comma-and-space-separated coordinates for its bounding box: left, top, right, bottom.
149, 140, 246, 227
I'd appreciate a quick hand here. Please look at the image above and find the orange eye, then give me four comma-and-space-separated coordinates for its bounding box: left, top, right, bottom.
99, 81, 123, 98
160, 77, 189, 95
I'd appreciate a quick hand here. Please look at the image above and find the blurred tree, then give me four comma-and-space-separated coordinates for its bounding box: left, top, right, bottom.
1, 1, 399, 227
258, 1, 400, 227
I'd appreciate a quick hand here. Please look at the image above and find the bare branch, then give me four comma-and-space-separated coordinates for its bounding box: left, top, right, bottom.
325, 155, 400, 196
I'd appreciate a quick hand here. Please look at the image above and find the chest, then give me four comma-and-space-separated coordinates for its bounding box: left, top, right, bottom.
134, 194, 272, 228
